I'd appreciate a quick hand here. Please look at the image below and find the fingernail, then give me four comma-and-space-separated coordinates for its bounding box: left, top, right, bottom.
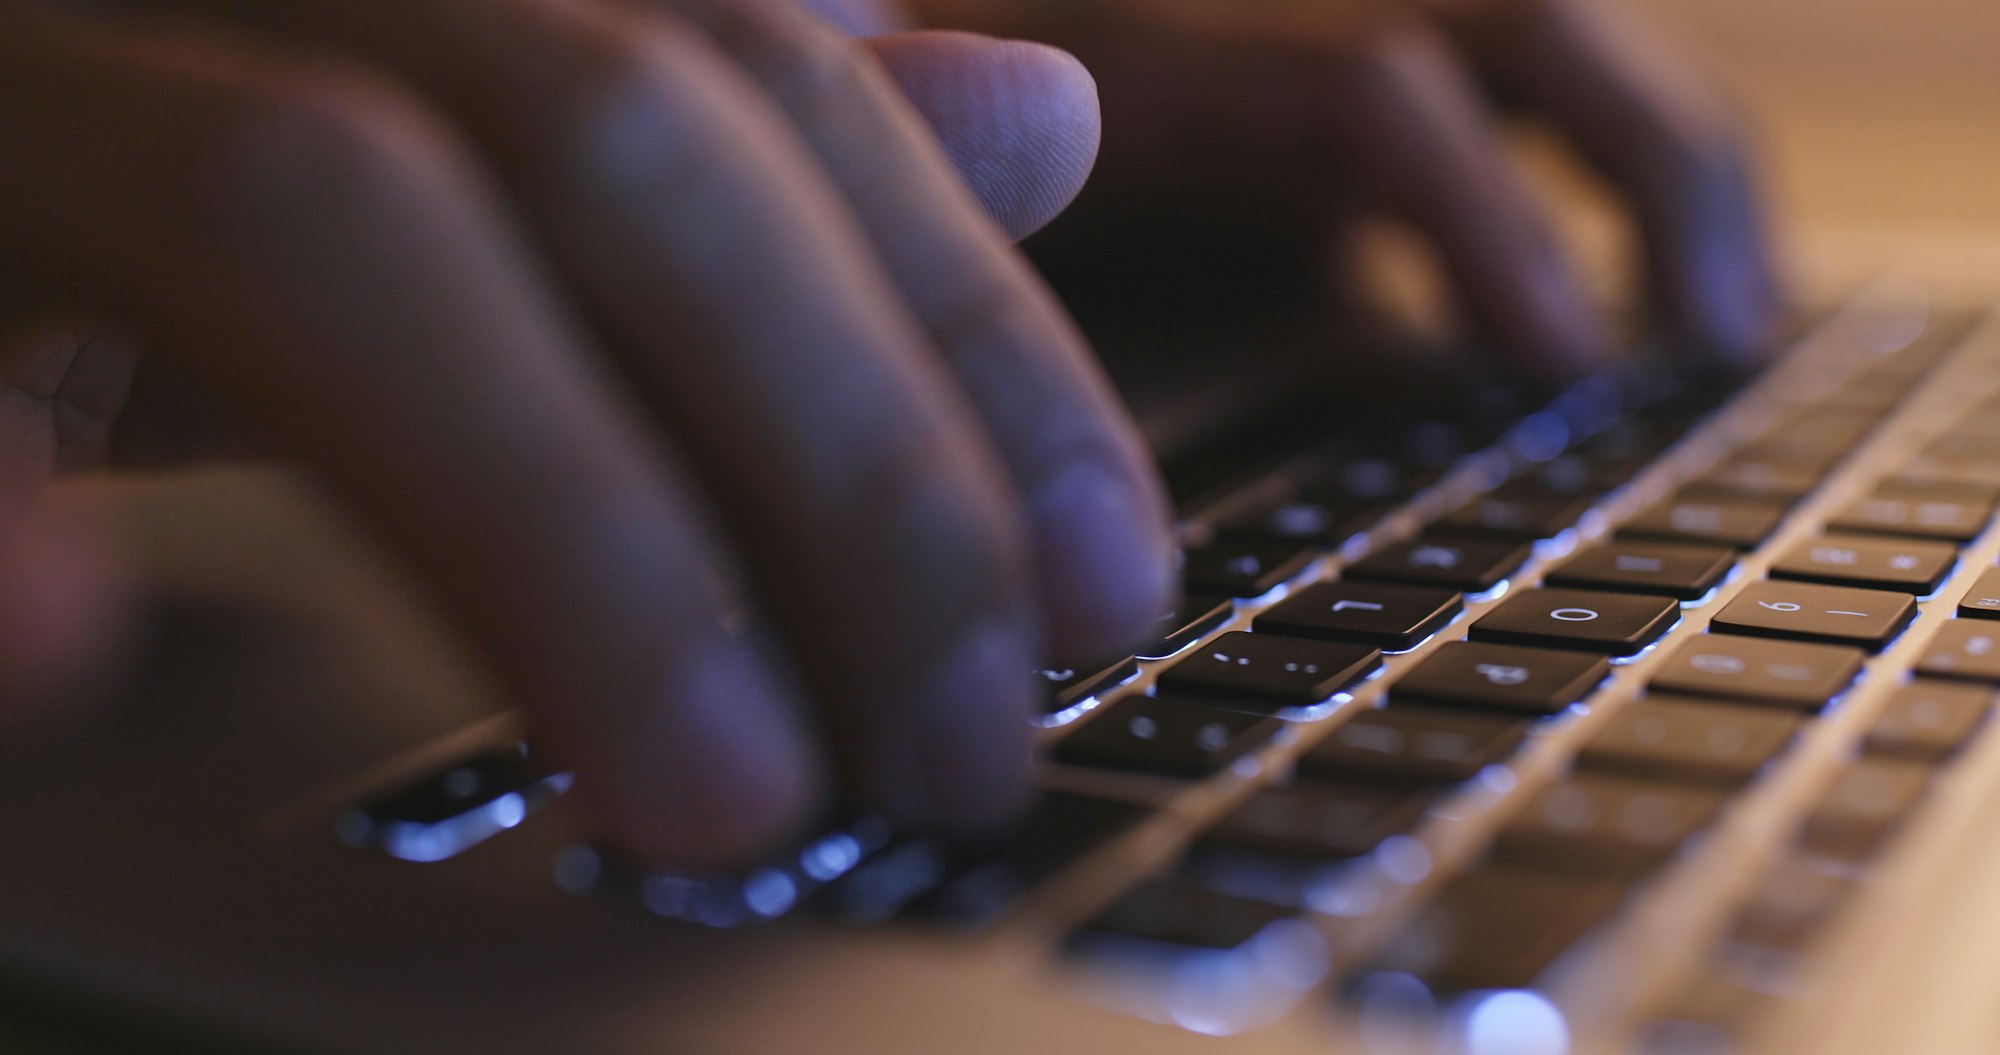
1031, 461, 1176, 661
876, 618, 1036, 830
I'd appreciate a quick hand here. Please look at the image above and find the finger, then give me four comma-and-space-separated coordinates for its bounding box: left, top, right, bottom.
654, 0, 1175, 662
0, 499, 127, 717
865, 31, 1101, 241
0, 13, 822, 867
1301, 17, 1610, 380
141, 0, 1051, 826
1435, 0, 1783, 362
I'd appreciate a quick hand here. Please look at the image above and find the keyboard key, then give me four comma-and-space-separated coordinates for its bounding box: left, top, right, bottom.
1067, 879, 1320, 967
1181, 537, 1319, 597
1876, 476, 2000, 506
1544, 541, 1735, 601
1364, 865, 1624, 991
1345, 536, 1531, 594
1685, 458, 1822, 504
1915, 620, 2000, 682
1156, 632, 1382, 709
1134, 594, 1233, 660
1391, 641, 1610, 716
1297, 706, 1526, 787
1053, 695, 1284, 778
1622, 495, 1788, 550
1709, 581, 1917, 652
1957, 565, 2000, 619
1769, 536, 1957, 594
338, 746, 569, 862
1729, 858, 1858, 951
1577, 697, 1801, 788
1253, 581, 1462, 651
1799, 759, 1930, 863
1034, 658, 1140, 715
1896, 452, 2000, 491
1651, 635, 1864, 711
823, 792, 1148, 926
1469, 587, 1679, 656
1434, 487, 1593, 542
1493, 774, 1723, 879
1199, 782, 1434, 861
1829, 492, 1993, 543
1863, 681, 1992, 762
1222, 497, 1384, 547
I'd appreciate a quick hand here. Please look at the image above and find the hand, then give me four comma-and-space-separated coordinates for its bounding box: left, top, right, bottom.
908, 0, 1783, 378
0, 0, 1173, 866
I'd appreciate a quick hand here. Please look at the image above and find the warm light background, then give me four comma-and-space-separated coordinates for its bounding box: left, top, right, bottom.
1634, 0, 2000, 294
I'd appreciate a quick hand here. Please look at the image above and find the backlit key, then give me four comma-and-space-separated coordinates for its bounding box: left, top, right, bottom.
1391, 641, 1610, 716
1493, 774, 1723, 879
1156, 632, 1382, 709
1915, 620, 2000, 682
1622, 495, 1787, 550
1254, 581, 1463, 651
1345, 536, 1530, 594
1651, 635, 1864, 711
1469, 587, 1679, 656
1544, 541, 1735, 601
1298, 706, 1526, 786
1053, 696, 1283, 778
1770, 536, 1957, 594
1957, 565, 2000, 619
1864, 681, 1992, 762
1577, 697, 1801, 788
1710, 581, 1916, 651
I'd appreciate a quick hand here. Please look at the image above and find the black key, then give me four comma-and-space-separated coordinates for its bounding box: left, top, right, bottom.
1434, 487, 1593, 542
1877, 475, 2000, 505
1067, 879, 1312, 957
1493, 774, 1723, 879
1035, 658, 1141, 716
1345, 536, 1530, 594
1577, 697, 1801, 788
1730, 858, 1858, 951
1896, 452, 2000, 492
1915, 620, 2000, 682
1621, 494, 1788, 550
1710, 581, 1917, 652
1864, 681, 1992, 762
1651, 635, 1864, 711
1221, 497, 1383, 547
1200, 782, 1434, 861
1298, 706, 1525, 786
1469, 587, 1679, 656
823, 792, 1148, 926
1253, 581, 1463, 651
1685, 458, 1822, 504
1156, 631, 1382, 709
1829, 492, 1993, 543
1181, 537, 1319, 597
1544, 541, 1735, 601
1957, 565, 2000, 619
1770, 536, 1957, 594
1053, 695, 1284, 778
1363, 865, 1624, 992
1391, 641, 1610, 716
1799, 759, 1930, 863
1320, 458, 1445, 502
1134, 594, 1233, 660
338, 746, 568, 862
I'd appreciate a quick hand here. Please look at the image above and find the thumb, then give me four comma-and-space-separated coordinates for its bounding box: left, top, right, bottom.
866, 31, 1102, 240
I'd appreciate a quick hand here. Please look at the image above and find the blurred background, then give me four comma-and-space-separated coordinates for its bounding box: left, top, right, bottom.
1624, 0, 1999, 295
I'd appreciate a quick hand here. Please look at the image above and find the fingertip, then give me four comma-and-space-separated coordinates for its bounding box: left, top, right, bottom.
1030, 460, 1176, 665
569, 646, 826, 871
868, 31, 1102, 239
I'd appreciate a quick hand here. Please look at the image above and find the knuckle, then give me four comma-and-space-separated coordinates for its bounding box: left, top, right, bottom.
187, 63, 456, 241
710, 5, 878, 118
544, 24, 721, 189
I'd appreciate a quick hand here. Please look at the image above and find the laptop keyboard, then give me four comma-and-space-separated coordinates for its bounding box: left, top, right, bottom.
338, 295, 2000, 1051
